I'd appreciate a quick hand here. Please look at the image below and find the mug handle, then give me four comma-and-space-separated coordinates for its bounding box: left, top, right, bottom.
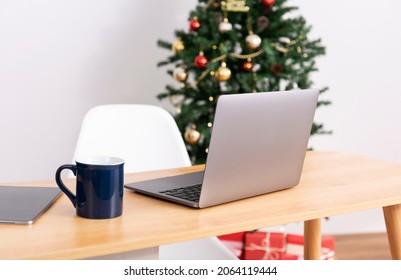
55, 164, 77, 208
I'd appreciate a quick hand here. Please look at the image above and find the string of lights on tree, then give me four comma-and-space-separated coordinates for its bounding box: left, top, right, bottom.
157, 0, 331, 164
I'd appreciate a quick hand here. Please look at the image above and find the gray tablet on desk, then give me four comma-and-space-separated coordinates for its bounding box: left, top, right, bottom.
0, 186, 61, 225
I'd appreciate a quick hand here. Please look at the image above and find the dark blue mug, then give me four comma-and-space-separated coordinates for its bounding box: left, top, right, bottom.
55, 156, 125, 219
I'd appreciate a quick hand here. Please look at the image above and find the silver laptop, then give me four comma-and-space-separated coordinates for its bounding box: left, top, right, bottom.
0, 186, 61, 224
125, 89, 319, 208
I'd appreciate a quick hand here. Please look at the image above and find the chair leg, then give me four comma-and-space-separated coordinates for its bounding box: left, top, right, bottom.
383, 204, 401, 260
304, 218, 321, 260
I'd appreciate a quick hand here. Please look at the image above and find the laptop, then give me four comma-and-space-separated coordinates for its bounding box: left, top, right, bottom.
125, 89, 319, 208
0, 186, 61, 224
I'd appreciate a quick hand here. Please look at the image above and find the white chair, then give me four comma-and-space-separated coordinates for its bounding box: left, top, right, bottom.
72, 104, 237, 260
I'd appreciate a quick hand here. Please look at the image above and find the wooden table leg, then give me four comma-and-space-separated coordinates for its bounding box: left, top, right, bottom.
304, 218, 321, 260
383, 204, 401, 260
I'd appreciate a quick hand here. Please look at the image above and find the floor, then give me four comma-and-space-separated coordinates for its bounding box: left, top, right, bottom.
333, 232, 391, 260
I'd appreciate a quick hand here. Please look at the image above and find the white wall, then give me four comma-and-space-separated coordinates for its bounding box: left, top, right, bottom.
303, 0, 401, 163
0, 0, 193, 182
1, 0, 401, 234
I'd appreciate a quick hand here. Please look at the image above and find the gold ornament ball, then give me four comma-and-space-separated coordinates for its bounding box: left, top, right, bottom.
245, 33, 262, 49
184, 128, 201, 144
215, 62, 231, 81
172, 39, 184, 53
173, 67, 187, 82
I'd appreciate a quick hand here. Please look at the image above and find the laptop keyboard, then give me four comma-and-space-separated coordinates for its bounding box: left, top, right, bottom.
159, 184, 202, 202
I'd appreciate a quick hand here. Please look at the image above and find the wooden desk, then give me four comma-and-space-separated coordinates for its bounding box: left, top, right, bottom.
1, 151, 401, 260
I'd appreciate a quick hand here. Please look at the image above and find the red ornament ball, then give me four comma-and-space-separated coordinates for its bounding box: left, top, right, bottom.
194, 54, 208, 68
270, 63, 284, 76
242, 61, 253, 72
262, 0, 275, 6
189, 19, 201, 31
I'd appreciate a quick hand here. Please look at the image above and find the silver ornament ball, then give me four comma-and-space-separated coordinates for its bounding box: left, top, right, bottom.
245, 34, 262, 49
219, 21, 233, 33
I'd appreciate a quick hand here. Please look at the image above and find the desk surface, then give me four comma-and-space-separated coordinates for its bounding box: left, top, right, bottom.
2, 151, 401, 260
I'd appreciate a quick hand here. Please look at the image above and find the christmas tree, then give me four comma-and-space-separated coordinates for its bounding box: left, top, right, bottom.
157, 0, 330, 164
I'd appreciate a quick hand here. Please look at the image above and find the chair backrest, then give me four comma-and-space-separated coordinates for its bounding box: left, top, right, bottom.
73, 104, 191, 173
72, 104, 237, 260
